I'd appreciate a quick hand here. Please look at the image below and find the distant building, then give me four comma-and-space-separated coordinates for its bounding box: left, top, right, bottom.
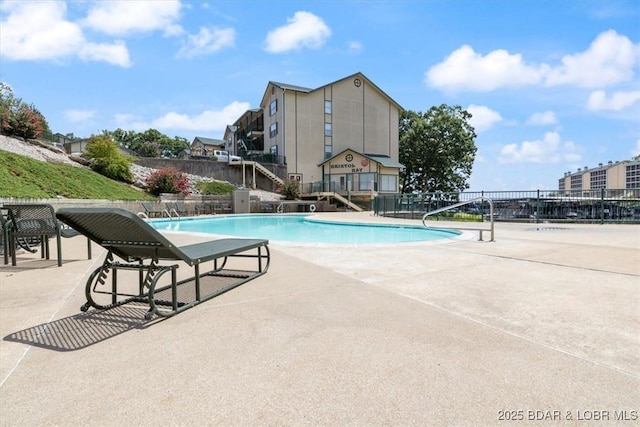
226, 72, 404, 202
190, 136, 225, 158
558, 157, 640, 195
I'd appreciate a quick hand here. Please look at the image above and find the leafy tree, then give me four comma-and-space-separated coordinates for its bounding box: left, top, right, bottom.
84, 135, 133, 183
138, 141, 161, 157
399, 105, 477, 193
145, 167, 190, 196
0, 83, 50, 139
166, 135, 190, 157
105, 128, 189, 158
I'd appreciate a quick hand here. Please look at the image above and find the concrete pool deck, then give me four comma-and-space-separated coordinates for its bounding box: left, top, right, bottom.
0, 212, 638, 426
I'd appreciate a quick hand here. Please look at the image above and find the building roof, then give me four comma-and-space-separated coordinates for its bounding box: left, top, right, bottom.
318, 148, 405, 169
232, 109, 263, 127
269, 81, 313, 92
364, 153, 405, 169
192, 136, 224, 146
260, 71, 403, 111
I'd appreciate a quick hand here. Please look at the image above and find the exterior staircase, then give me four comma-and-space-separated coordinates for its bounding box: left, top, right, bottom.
232, 160, 284, 188
316, 192, 364, 212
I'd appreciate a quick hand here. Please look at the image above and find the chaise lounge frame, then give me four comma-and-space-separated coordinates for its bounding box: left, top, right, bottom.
56, 207, 270, 320
3, 204, 92, 266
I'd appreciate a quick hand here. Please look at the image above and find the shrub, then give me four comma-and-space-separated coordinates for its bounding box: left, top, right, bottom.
84, 135, 133, 183
146, 167, 190, 196
195, 180, 235, 195
0, 83, 49, 139
138, 141, 160, 157
280, 180, 300, 200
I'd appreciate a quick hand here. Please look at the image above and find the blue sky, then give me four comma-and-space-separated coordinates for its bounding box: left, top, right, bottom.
1, 0, 638, 191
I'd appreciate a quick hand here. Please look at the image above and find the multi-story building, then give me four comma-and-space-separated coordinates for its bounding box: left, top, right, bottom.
227, 72, 404, 203
558, 157, 640, 195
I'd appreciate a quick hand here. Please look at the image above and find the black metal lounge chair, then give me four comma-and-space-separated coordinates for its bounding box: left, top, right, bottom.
166, 201, 190, 216
140, 202, 165, 218
56, 207, 270, 320
3, 204, 92, 266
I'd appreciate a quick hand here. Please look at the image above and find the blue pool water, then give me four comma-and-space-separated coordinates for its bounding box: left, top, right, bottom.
151, 214, 459, 244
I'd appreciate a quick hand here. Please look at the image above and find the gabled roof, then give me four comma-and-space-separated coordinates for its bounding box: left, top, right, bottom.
232, 108, 263, 126
192, 136, 224, 146
269, 81, 313, 93
260, 71, 403, 111
364, 153, 405, 169
318, 148, 404, 169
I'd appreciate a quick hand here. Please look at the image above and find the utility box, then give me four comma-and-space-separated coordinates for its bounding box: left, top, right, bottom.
233, 189, 250, 214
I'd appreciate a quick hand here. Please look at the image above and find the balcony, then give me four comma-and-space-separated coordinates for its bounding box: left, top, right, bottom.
247, 128, 263, 139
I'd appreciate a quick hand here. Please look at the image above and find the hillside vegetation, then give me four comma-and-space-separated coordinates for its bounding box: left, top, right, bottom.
0, 150, 155, 200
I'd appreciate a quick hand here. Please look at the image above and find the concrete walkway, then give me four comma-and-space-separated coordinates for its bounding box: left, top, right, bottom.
0, 213, 638, 426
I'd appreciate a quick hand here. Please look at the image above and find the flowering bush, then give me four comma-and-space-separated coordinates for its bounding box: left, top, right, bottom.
145, 167, 190, 196
0, 83, 49, 139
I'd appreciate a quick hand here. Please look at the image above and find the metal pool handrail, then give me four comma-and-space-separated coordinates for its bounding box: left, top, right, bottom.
422, 196, 495, 242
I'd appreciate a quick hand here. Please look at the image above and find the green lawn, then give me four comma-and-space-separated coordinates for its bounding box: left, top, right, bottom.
0, 150, 155, 200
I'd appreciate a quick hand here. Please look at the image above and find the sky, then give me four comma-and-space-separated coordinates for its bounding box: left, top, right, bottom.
1, 0, 639, 191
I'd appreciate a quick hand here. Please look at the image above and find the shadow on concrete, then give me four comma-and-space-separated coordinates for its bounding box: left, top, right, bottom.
4, 304, 164, 351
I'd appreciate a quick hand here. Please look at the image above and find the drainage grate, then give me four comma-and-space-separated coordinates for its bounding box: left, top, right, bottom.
529, 227, 572, 231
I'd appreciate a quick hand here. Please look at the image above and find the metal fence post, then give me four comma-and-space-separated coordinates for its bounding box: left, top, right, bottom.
536, 189, 540, 224
600, 188, 605, 224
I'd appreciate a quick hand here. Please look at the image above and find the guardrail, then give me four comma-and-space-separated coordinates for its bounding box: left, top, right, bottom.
422, 197, 495, 241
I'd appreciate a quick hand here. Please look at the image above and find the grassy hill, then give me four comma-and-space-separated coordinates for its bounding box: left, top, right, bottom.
0, 150, 155, 200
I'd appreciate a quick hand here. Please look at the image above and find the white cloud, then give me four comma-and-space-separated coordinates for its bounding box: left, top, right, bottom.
587, 90, 640, 111
426, 30, 639, 92
64, 109, 96, 122
526, 111, 558, 125
426, 45, 546, 91
0, 1, 131, 67
499, 132, 582, 164
264, 11, 331, 53
81, 0, 183, 36
119, 101, 251, 132
79, 41, 130, 67
466, 104, 502, 132
348, 41, 363, 54
177, 27, 236, 58
545, 30, 639, 88
633, 139, 640, 157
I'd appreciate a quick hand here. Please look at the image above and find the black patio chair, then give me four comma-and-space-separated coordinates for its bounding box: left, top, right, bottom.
3, 204, 92, 267
56, 207, 270, 319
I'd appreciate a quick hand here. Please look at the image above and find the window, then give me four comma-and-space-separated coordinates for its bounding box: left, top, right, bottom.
379, 175, 398, 192
324, 122, 332, 137
570, 174, 582, 190
324, 145, 332, 159
590, 169, 607, 189
269, 122, 278, 138
627, 164, 640, 189
324, 100, 332, 114
269, 99, 277, 116
359, 173, 376, 191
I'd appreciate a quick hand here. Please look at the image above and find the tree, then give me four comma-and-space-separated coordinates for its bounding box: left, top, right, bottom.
0, 82, 50, 140
399, 105, 477, 194
104, 128, 189, 158
84, 135, 133, 183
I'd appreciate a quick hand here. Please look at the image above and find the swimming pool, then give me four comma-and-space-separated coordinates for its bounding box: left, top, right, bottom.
151, 214, 459, 244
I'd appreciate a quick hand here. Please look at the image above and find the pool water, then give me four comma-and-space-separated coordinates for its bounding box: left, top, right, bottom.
152, 214, 459, 244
